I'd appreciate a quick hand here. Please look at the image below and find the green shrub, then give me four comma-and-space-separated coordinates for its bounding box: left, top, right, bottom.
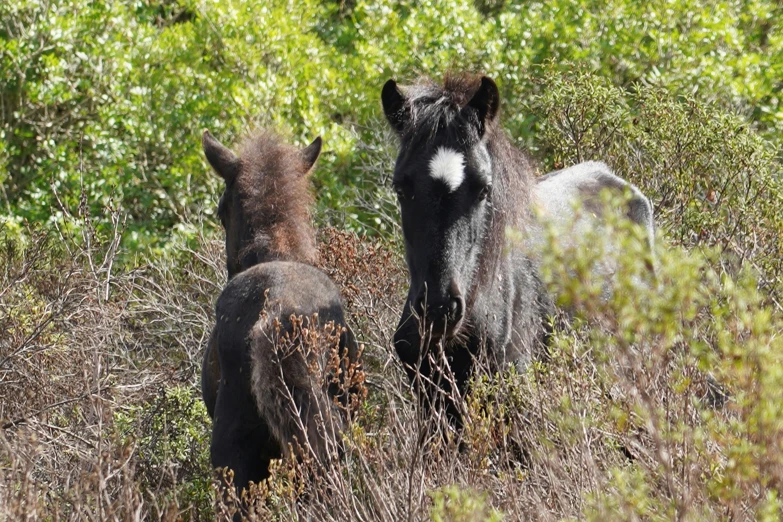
531, 202, 783, 520
429, 485, 504, 522
3, 0, 781, 252
528, 69, 783, 297
114, 385, 213, 520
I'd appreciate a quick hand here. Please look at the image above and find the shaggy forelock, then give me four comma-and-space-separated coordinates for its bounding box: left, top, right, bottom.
400, 73, 489, 147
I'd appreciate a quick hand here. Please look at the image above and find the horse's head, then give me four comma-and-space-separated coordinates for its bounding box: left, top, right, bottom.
202, 130, 322, 277
382, 75, 501, 340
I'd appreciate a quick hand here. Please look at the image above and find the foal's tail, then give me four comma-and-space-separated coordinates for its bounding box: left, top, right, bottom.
248, 319, 343, 471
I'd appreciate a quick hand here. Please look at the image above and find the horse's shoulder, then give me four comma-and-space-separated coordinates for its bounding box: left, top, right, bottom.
214, 261, 346, 360
226, 261, 335, 290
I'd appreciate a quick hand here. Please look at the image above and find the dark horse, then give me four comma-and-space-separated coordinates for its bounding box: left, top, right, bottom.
200, 129, 360, 494
382, 74, 554, 432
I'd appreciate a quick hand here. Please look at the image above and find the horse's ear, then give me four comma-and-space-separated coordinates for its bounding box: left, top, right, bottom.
301, 136, 322, 174
381, 79, 409, 134
202, 130, 239, 181
464, 76, 500, 137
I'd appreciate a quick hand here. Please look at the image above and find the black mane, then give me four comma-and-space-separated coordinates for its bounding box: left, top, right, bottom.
398, 74, 484, 147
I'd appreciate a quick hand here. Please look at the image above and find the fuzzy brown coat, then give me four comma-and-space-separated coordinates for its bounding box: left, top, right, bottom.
200, 130, 360, 492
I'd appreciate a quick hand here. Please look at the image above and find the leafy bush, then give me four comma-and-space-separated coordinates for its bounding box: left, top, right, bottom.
536, 212, 783, 520
429, 486, 503, 522
2, 0, 781, 251
114, 386, 213, 518
529, 69, 783, 297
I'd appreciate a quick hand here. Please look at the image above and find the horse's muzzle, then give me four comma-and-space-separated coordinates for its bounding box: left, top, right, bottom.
414, 286, 465, 340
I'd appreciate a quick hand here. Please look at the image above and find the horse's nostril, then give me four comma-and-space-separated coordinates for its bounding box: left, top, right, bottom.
449, 296, 464, 322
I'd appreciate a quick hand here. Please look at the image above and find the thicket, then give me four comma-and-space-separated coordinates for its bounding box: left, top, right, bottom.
2, 0, 783, 521
1, 0, 781, 248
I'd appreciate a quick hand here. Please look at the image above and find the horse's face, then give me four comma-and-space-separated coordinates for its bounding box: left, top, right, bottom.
392, 135, 494, 339
202, 131, 321, 278
382, 76, 500, 339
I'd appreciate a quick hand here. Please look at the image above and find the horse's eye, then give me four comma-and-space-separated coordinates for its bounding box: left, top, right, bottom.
394, 185, 406, 200
478, 184, 492, 201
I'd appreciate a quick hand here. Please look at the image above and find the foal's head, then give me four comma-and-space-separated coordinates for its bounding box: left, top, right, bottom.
382, 73, 529, 339
202, 130, 322, 277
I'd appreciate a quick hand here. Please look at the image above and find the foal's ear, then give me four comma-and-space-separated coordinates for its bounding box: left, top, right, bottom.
300, 136, 322, 174
464, 76, 500, 138
381, 79, 409, 134
202, 130, 240, 181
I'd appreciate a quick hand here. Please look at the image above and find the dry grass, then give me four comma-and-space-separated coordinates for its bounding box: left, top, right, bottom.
2, 205, 782, 521
0, 208, 221, 521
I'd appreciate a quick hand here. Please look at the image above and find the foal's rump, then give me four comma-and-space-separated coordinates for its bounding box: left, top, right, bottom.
249, 304, 347, 468
529, 161, 655, 293
215, 261, 357, 472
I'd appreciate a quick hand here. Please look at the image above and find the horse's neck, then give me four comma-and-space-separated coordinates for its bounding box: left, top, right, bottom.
271, 226, 318, 265
466, 260, 510, 328
243, 225, 318, 269
467, 249, 537, 345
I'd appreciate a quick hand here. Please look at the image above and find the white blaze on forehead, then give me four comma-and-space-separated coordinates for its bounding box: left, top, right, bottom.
428, 147, 465, 192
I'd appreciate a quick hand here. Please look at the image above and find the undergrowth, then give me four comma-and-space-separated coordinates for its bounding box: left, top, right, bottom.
2, 70, 783, 521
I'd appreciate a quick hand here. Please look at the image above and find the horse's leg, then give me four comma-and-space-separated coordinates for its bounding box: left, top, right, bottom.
395, 303, 469, 440
210, 377, 276, 503
394, 301, 439, 425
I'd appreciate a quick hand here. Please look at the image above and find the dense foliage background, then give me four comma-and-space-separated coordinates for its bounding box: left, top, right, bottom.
2, 0, 783, 520
2, 0, 781, 249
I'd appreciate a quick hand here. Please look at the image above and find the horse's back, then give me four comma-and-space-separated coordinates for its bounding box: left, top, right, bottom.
530, 161, 656, 299
218, 261, 344, 320
534, 161, 654, 239
213, 262, 346, 353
